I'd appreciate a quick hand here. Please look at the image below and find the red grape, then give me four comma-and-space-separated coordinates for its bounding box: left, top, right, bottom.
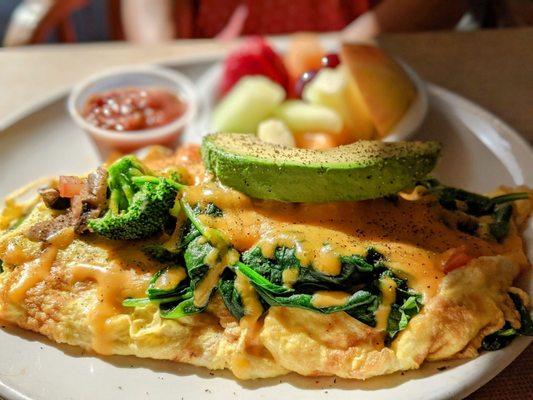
295, 69, 318, 98
321, 53, 340, 68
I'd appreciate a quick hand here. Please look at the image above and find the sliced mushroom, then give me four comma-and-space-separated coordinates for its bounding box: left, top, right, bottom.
39, 187, 70, 210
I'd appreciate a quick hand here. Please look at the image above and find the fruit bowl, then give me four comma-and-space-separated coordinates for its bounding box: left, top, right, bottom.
194, 43, 428, 144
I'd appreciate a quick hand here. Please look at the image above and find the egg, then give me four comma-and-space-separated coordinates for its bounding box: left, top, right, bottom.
0, 152, 530, 381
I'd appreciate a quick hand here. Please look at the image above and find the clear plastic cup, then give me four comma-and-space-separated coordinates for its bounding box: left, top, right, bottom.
68, 65, 198, 159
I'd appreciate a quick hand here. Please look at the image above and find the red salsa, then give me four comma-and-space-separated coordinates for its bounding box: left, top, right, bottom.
82, 88, 187, 131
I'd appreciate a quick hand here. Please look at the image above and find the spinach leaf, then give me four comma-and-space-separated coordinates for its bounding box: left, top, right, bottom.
122, 266, 191, 307
296, 254, 378, 293
481, 292, 532, 351
489, 204, 512, 242
159, 289, 205, 318
239, 246, 422, 330
417, 179, 528, 241
386, 290, 423, 339
241, 246, 297, 287
204, 203, 223, 217
142, 243, 182, 263
218, 270, 245, 320
146, 267, 189, 299
184, 236, 213, 289
160, 202, 229, 319
255, 285, 377, 320
380, 269, 424, 340
510, 292, 533, 336
236, 262, 293, 295
482, 323, 518, 351
241, 245, 385, 295
419, 179, 493, 215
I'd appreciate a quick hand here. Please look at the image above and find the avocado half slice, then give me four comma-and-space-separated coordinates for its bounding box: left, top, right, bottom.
201, 133, 441, 202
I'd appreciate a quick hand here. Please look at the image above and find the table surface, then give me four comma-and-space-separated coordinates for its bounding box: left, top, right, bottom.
0, 27, 531, 400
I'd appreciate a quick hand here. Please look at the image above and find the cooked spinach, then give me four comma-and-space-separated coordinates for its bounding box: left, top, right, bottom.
159, 290, 203, 319
0, 259, 3, 273
241, 245, 386, 295
123, 202, 224, 317
142, 243, 182, 263
510, 292, 533, 336
253, 284, 377, 320
481, 323, 518, 351
218, 270, 245, 320
142, 202, 223, 263
123, 266, 191, 307
125, 201, 429, 334
481, 292, 532, 351
204, 203, 223, 217
488, 204, 512, 241
239, 246, 423, 333
418, 179, 528, 241
159, 202, 231, 318
384, 270, 423, 340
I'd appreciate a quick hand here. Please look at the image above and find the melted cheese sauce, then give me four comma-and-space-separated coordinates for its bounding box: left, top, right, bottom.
154, 267, 186, 291
375, 276, 397, 331
258, 231, 345, 276
4, 227, 75, 304
1, 241, 34, 265
69, 262, 150, 354
7, 246, 58, 303
183, 181, 526, 300
193, 243, 239, 308
282, 268, 299, 288
311, 291, 350, 308
234, 270, 263, 327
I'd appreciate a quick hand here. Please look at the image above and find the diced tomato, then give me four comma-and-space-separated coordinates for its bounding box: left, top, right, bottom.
58, 176, 84, 198
441, 245, 473, 274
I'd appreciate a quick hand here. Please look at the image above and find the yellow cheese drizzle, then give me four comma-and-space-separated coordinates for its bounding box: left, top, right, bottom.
69, 262, 149, 354
7, 246, 58, 303
281, 267, 299, 288
7, 227, 75, 303
375, 276, 397, 331
310, 291, 351, 308
154, 267, 186, 291
257, 231, 344, 276
193, 237, 239, 308
234, 270, 263, 328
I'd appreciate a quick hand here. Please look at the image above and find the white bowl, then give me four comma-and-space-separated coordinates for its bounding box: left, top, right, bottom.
68, 65, 198, 158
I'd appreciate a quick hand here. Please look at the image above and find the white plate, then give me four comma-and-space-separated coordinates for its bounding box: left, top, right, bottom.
0, 58, 532, 400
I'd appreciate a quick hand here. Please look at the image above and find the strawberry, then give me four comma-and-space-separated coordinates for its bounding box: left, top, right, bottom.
219, 36, 290, 97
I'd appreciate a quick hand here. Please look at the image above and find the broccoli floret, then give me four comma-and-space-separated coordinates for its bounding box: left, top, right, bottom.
88, 155, 181, 240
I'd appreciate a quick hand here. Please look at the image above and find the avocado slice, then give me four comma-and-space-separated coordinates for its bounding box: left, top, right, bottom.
201, 133, 441, 202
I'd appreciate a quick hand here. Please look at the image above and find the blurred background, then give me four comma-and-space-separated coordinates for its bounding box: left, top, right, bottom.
1, 0, 532, 47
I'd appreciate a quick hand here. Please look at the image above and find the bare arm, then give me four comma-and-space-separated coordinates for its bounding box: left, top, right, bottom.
343, 0, 469, 41
121, 0, 175, 43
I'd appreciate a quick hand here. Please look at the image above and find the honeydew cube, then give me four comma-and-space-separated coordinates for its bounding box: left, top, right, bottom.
257, 119, 295, 147
273, 100, 342, 135
213, 76, 286, 133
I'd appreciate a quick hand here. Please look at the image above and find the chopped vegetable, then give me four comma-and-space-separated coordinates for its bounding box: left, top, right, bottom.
418, 179, 529, 241
87, 156, 181, 240
58, 176, 84, 198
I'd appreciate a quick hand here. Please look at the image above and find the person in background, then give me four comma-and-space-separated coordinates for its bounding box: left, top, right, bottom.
3, 0, 532, 46
121, 0, 469, 44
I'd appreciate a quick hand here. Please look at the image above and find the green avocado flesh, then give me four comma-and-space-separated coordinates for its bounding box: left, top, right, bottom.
201, 133, 441, 202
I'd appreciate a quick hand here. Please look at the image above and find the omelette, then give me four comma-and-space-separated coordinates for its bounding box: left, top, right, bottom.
0, 143, 531, 381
